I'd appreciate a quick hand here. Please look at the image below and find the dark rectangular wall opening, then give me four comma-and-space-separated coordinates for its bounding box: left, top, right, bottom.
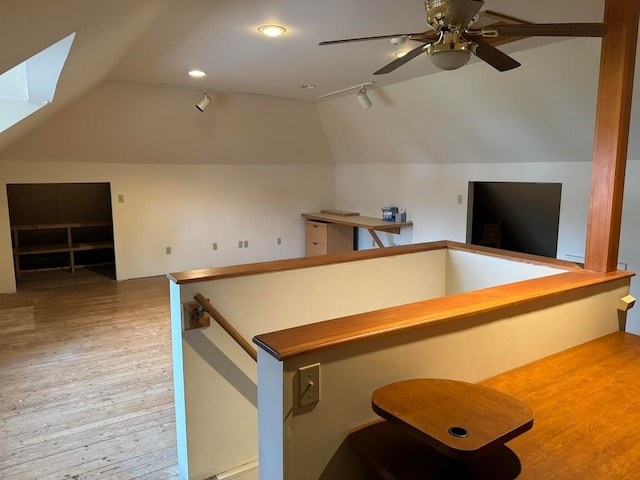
7, 183, 116, 280
467, 182, 562, 258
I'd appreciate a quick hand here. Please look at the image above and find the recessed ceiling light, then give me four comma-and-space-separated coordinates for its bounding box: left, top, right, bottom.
258, 25, 287, 37
188, 70, 206, 78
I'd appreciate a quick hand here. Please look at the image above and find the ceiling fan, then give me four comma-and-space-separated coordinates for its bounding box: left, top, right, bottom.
319, 0, 607, 74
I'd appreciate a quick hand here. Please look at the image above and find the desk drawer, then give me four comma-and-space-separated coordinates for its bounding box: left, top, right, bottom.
305, 221, 328, 244
305, 220, 353, 256
305, 239, 328, 256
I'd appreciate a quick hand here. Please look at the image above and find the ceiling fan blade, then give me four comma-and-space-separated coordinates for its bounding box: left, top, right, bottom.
319, 33, 426, 46
480, 10, 532, 26
471, 37, 521, 72
485, 23, 607, 38
373, 43, 429, 75
444, 0, 485, 28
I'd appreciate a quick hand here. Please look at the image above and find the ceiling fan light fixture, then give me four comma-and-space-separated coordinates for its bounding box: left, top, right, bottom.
427, 41, 472, 71
430, 50, 471, 70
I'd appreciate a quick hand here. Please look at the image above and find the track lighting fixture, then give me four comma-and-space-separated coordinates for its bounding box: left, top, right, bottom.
195, 91, 211, 112
317, 81, 374, 110
356, 86, 372, 110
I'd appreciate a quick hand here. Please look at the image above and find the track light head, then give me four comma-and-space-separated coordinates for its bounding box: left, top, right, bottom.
356, 86, 372, 110
316, 81, 373, 100
196, 91, 211, 112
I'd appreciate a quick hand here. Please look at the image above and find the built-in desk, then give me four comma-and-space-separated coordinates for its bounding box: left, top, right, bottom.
481, 331, 640, 479
347, 332, 640, 479
301, 211, 413, 249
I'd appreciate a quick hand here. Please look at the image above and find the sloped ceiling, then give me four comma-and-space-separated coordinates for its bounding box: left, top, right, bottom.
0, 0, 170, 154
0, 0, 605, 155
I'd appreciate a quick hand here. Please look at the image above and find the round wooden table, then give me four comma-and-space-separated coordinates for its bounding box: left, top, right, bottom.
371, 378, 534, 462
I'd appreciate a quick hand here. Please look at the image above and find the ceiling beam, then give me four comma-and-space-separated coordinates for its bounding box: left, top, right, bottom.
584, 0, 640, 272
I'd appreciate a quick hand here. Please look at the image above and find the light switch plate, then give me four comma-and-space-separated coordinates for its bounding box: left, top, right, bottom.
298, 363, 320, 407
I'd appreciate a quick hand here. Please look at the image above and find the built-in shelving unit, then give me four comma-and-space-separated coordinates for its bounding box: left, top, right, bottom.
7, 182, 115, 278
11, 222, 114, 277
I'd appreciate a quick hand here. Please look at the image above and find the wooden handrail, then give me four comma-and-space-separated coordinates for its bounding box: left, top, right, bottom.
192, 293, 257, 362
167, 241, 579, 285
253, 269, 634, 361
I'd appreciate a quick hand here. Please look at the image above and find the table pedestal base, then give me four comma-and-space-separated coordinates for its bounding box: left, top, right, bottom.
348, 421, 522, 480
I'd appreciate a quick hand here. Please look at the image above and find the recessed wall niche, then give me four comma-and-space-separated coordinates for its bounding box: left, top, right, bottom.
7, 183, 115, 278
467, 181, 562, 258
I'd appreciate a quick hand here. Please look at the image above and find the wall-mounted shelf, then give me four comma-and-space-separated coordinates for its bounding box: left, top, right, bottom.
302, 211, 413, 249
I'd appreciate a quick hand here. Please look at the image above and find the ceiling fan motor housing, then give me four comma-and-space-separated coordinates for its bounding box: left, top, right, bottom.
425, 0, 448, 30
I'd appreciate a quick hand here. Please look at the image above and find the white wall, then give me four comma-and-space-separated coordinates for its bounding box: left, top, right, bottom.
445, 249, 565, 295
0, 81, 334, 166
0, 161, 334, 290
333, 162, 592, 256
0, 82, 336, 292
174, 249, 447, 479
328, 172, 640, 335
620, 161, 640, 334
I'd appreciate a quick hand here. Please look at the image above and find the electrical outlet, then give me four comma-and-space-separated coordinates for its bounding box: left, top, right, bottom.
298, 363, 320, 407
212, 242, 217, 251
457, 194, 463, 204
238, 241, 243, 248
244, 240, 249, 248
117, 194, 125, 204
166, 246, 172, 255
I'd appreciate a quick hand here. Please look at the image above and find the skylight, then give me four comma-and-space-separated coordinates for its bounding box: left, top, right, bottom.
0, 32, 75, 134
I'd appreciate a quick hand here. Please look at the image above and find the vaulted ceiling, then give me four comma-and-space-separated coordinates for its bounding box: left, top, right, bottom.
1, 0, 605, 152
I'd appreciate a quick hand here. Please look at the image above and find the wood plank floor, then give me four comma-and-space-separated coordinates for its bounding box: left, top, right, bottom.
0, 270, 180, 479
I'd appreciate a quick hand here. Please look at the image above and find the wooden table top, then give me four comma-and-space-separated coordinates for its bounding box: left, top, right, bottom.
371, 378, 534, 461
301, 212, 413, 232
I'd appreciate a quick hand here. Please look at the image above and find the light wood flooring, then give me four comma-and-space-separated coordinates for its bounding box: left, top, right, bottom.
0, 269, 180, 479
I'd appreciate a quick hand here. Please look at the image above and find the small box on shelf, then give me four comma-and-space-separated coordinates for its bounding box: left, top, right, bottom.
381, 207, 398, 222
382, 207, 406, 223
